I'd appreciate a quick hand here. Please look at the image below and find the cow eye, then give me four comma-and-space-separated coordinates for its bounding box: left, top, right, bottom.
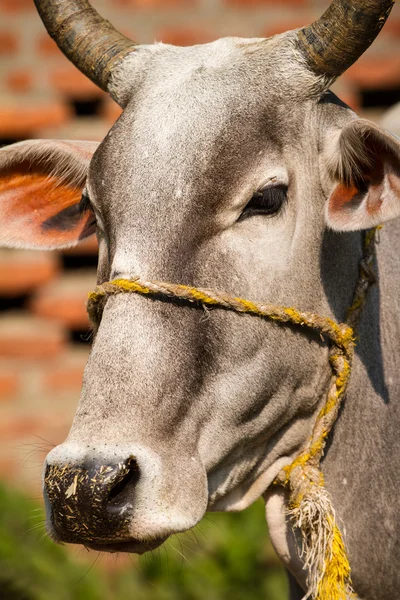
240, 184, 288, 221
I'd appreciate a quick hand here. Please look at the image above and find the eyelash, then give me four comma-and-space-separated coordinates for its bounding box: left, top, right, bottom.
80, 185, 288, 229
239, 184, 288, 221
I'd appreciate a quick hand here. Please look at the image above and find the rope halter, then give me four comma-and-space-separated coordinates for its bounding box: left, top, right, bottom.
86, 227, 379, 600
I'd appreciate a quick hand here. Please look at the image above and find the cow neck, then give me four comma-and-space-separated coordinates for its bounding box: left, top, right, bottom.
86, 226, 379, 600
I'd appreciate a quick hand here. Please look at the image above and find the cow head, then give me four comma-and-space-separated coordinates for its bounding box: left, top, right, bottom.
0, 0, 399, 565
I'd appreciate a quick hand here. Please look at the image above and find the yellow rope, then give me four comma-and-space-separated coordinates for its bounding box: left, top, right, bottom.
86, 228, 379, 600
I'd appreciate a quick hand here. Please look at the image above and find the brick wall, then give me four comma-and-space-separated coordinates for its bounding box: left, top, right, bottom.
1, 0, 400, 142
0, 242, 96, 492
0, 0, 399, 494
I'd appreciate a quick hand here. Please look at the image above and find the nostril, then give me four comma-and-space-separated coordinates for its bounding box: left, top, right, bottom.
44, 453, 143, 544
108, 457, 140, 505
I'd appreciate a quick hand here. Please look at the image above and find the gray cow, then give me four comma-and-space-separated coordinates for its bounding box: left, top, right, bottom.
0, 1, 399, 598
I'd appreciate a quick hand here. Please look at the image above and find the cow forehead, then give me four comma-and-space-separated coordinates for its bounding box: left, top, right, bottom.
109, 38, 291, 149
88, 36, 311, 214
110, 33, 313, 107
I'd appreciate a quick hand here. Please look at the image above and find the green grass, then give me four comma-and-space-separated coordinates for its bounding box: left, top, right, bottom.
0, 481, 288, 600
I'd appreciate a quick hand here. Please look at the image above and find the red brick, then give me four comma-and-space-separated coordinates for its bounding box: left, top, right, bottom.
0, 101, 71, 137
337, 89, 360, 112
383, 18, 400, 37
157, 28, 215, 46
345, 57, 400, 89
35, 420, 70, 446
0, 32, 18, 55
225, 0, 306, 6
115, 0, 194, 7
264, 19, 310, 38
0, 0, 34, 12
41, 350, 89, 393
29, 271, 96, 330
0, 314, 66, 359
5, 70, 34, 93
37, 118, 108, 143
0, 370, 18, 401
43, 368, 83, 393
0, 416, 45, 440
37, 34, 61, 56
101, 99, 123, 125
331, 79, 361, 112
0, 250, 59, 297
49, 67, 105, 99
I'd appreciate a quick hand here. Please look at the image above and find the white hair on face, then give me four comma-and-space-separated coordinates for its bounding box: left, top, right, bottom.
108, 33, 331, 110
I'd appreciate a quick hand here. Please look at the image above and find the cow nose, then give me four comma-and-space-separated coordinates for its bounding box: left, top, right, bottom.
44, 455, 140, 545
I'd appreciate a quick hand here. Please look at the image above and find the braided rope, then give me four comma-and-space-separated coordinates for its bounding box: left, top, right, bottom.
86, 228, 379, 600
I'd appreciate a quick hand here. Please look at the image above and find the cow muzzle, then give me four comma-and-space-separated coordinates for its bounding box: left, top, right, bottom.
43, 442, 208, 552
44, 455, 156, 552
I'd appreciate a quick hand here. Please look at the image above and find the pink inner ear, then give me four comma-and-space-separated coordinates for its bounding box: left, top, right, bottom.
366, 181, 384, 215
330, 180, 385, 216
0, 173, 95, 248
328, 183, 360, 213
388, 172, 400, 196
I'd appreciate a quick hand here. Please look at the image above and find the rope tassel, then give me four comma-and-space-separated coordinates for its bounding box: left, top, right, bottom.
287, 466, 354, 600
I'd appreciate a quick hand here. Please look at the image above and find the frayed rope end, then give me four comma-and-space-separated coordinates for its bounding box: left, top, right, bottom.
316, 523, 355, 600
288, 467, 354, 600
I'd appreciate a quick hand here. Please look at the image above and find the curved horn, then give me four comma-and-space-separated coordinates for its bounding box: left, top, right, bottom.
34, 0, 136, 92
297, 0, 394, 79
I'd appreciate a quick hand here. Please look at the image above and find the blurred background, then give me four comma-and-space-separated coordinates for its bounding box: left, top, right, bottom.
0, 1, 399, 599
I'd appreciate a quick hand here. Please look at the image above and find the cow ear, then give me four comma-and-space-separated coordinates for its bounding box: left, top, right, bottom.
0, 139, 99, 249
325, 119, 400, 231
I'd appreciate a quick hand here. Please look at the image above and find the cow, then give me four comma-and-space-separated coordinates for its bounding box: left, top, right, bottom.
0, 1, 399, 598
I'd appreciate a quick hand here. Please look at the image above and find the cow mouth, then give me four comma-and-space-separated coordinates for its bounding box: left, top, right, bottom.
84, 537, 167, 554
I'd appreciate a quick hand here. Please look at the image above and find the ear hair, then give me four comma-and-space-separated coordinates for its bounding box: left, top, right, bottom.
325, 119, 400, 232
326, 122, 375, 188
0, 139, 99, 250
325, 119, 400, 188
0, 140, 94, 190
